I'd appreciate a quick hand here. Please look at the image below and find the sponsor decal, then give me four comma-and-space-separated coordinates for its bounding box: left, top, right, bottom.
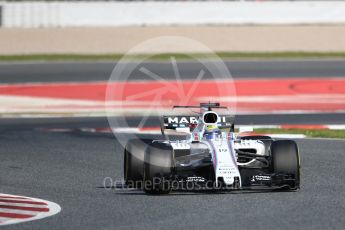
167, 116, 227, 124
186, 177, 206, 182
218, 148, 228, 153
251, 175, 272, 182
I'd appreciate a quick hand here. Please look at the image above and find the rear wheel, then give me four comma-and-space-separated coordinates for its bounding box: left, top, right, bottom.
271, 140, 300, 190
124, 139, 152, 187
143, 142, 174, 195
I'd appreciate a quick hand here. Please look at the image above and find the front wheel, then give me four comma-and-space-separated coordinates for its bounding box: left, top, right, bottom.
271, 140, 301, 190
124, 139, 152, 187
143, 142, 174, 195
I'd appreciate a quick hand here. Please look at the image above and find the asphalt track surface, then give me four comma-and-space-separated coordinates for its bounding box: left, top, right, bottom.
1, 60, 345, 229
1, 123, 345, 230
1, 59, 345, 83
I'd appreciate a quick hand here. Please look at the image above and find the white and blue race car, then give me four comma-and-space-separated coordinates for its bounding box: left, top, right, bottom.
124, 103, 300, 194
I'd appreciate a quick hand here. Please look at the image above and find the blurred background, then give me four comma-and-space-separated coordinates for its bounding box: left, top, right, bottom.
1, 0, 345, 54
0, 0, 345, 122
1, 1, 345, 229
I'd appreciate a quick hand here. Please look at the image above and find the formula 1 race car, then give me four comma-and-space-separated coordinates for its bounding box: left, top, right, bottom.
124, 103, 300, 194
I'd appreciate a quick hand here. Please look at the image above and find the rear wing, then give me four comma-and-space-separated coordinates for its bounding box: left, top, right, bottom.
173, 102, 227, 110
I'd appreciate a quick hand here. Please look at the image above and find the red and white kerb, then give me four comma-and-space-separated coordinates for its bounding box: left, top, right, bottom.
0, 193, 61, 226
